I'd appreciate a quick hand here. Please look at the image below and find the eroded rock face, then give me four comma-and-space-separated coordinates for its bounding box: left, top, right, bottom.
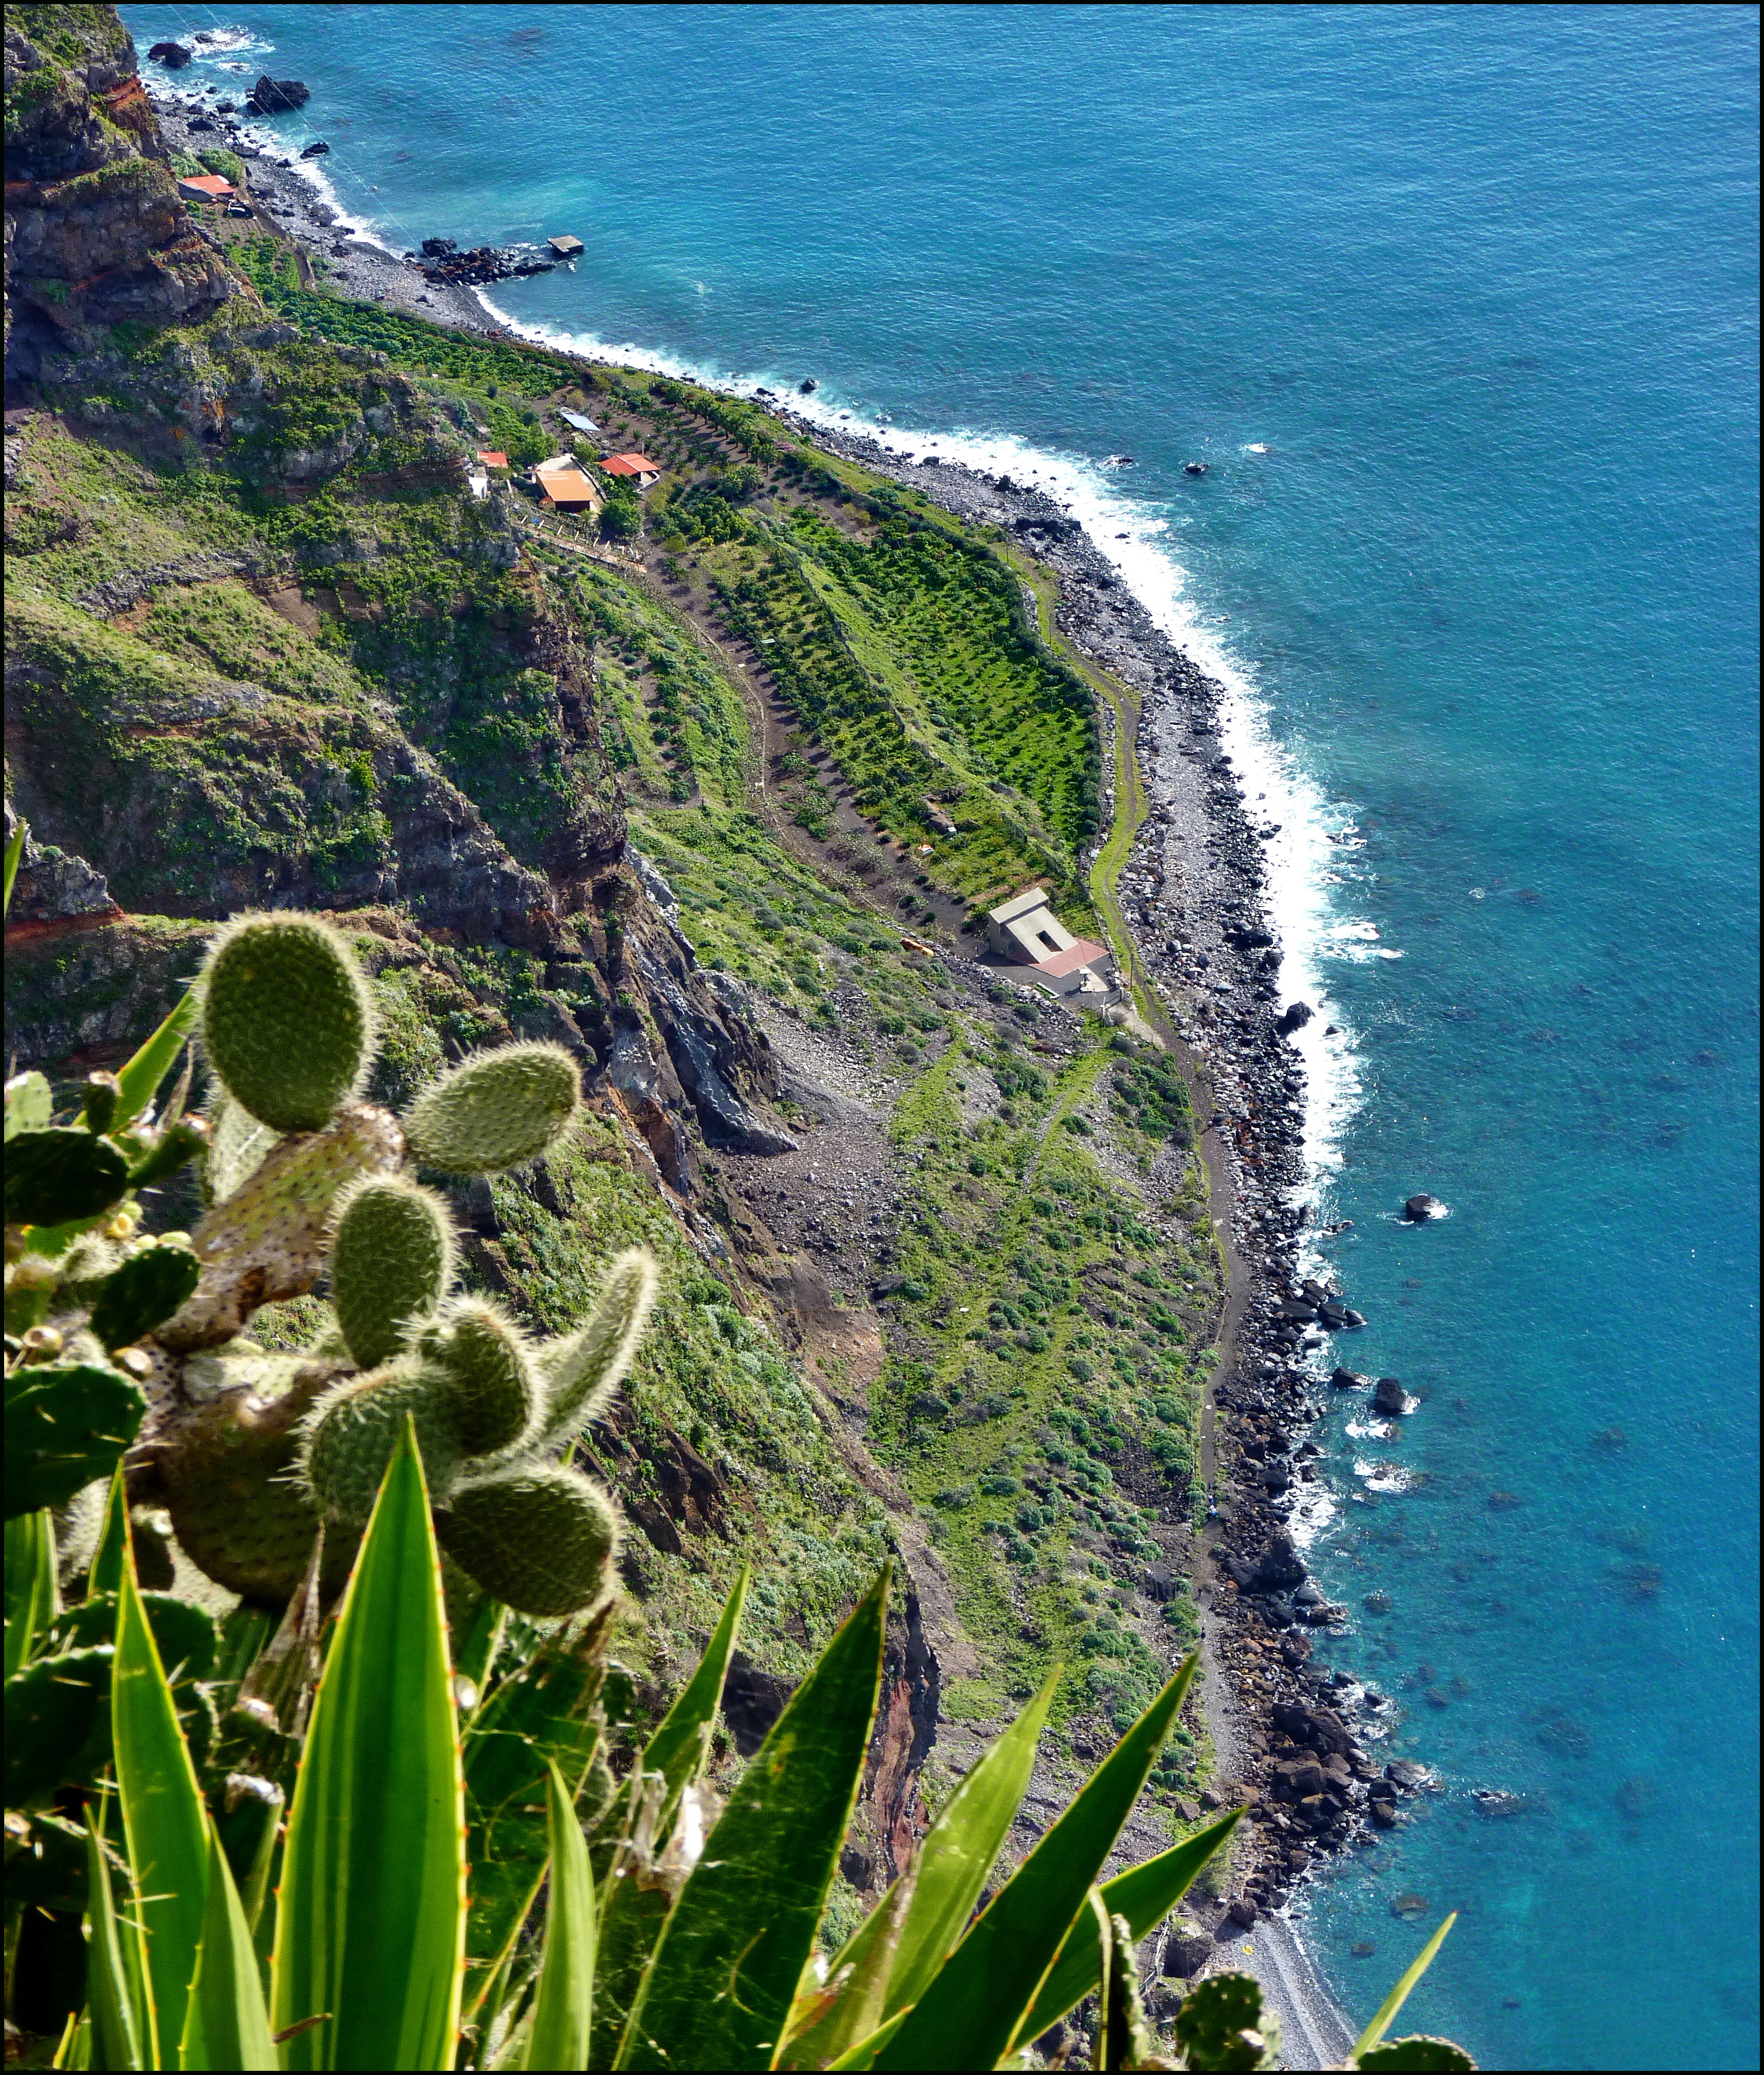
3, 14, 233, 366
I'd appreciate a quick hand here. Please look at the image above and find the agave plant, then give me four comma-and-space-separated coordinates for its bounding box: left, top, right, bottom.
3, 1424, 1474, 2071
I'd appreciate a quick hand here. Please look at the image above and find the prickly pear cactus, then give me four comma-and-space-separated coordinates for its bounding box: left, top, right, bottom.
104, 910, 649, 1616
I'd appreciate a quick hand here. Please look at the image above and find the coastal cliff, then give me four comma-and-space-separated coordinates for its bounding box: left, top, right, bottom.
3, 4, 1407, 2009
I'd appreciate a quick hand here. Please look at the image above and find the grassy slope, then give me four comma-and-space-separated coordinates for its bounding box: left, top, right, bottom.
9, 250, 1224, 1803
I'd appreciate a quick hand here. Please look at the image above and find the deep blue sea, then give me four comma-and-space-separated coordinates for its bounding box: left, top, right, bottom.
123, 6, 1760, 2066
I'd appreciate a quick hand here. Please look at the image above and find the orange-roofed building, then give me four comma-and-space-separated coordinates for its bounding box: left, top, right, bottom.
599, 452, 662, 489
175, 172, 234, 202
476, 449, 509, 468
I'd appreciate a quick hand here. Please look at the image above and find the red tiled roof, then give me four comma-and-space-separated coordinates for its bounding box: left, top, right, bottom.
476, 450, 508, 467
1033, 939, 1111, 978
176, 173, 233, 197
600, 452, 659, 477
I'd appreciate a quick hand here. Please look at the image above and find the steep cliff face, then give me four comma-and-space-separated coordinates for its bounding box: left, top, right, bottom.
3, 5, 232, 370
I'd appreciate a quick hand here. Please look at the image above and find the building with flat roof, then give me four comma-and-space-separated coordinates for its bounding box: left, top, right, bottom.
175, 172, 233, 202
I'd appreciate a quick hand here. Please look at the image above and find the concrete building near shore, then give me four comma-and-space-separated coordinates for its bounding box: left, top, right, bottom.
986, 886, 1117, 1000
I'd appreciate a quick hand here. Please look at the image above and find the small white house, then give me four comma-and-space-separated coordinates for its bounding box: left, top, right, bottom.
986, 887, 1115, 999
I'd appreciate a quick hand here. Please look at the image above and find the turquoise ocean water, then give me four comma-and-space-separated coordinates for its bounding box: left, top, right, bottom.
122, 7, 1759, 2065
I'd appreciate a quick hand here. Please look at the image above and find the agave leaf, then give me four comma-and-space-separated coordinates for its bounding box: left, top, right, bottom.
181, 1821, 278, 2071
522, 1759, 596, 2071
778, 1872, 916, 2071
83, 1819, 145, 2072
114, 991, 198, 1133
1018, 1806, 1244, 2041
884, 1664, 1059, 2019
462, 1617, 605, 2021
616, 1570, 890, 2071
826, 2010, 908, 2070
3, 814, 24, 918
874, 1653, 1195, 2072
1352, 1915, 1457, 2058
3, 1507, 58, 1677
87, 1468, 129, 1602
113, 1543, 210, 2065
641, 1565, 748, 1806
273, 1418, 466, 2071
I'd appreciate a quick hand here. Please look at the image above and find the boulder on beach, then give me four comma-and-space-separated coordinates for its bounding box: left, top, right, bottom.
1276, 1000, 1314, 1038
246, 76, 312, 114
1403, 1193, 1450, 1221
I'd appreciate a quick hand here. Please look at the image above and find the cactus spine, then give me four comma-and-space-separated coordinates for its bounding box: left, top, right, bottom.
403, 1042, 582, 1174
330, 1177, 457, 1368
201, 914, 376, 1132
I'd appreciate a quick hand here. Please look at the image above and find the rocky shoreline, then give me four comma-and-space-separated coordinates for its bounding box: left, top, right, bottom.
787, 423, 1431, 1934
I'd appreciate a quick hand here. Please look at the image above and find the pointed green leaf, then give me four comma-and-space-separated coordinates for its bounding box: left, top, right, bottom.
616, 1569, 890, 2071
874, 1652, 1196, 2072
641, 1565, 747, 1803
780, 1875, 915, 2071
84, 1820, 145, 2072
3, 814, 25, 919
88, 1468, 129, 1603
1353, 1915, 1457, 2059
826, 2010, 908, 2070
181, 1821, 278, 2071
113, 1545, 210, 2065
462, 1623, 604, 2021
1018, 1806, 1244, 2041
114, 992, 198, 1133
4, 1507, 58, 1677
884, 1664, 1058, 2018
523, 1760, 596, 2072
273, 1417, 466, 2071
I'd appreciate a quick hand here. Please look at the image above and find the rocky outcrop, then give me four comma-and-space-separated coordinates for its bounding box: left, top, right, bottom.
3, 12, 232, 371
244, 76, 310, 115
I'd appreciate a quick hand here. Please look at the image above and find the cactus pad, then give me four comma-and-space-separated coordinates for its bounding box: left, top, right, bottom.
201, 915, 376, 1132
300, 1362, 464, 1525
403, 1043, 581, 1174
414, 1298, 536, 1457
437, 1465, 618, 1617
533, 1248, 658, 1452
330, 1178, 457, 1369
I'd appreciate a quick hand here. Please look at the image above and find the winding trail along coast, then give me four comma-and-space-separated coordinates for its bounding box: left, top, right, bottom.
141, 74, 1420, 2059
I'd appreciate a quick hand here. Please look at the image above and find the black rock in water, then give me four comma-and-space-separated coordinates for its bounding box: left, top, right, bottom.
147, 40, 191, 67
300, 140, 330, 158
246, 75, 312, 114
1276, 1000, 1314, 1038
1403, 1193, 1450, 1221
798, 377, 818, 393
1372, 1377, 1409, 1417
